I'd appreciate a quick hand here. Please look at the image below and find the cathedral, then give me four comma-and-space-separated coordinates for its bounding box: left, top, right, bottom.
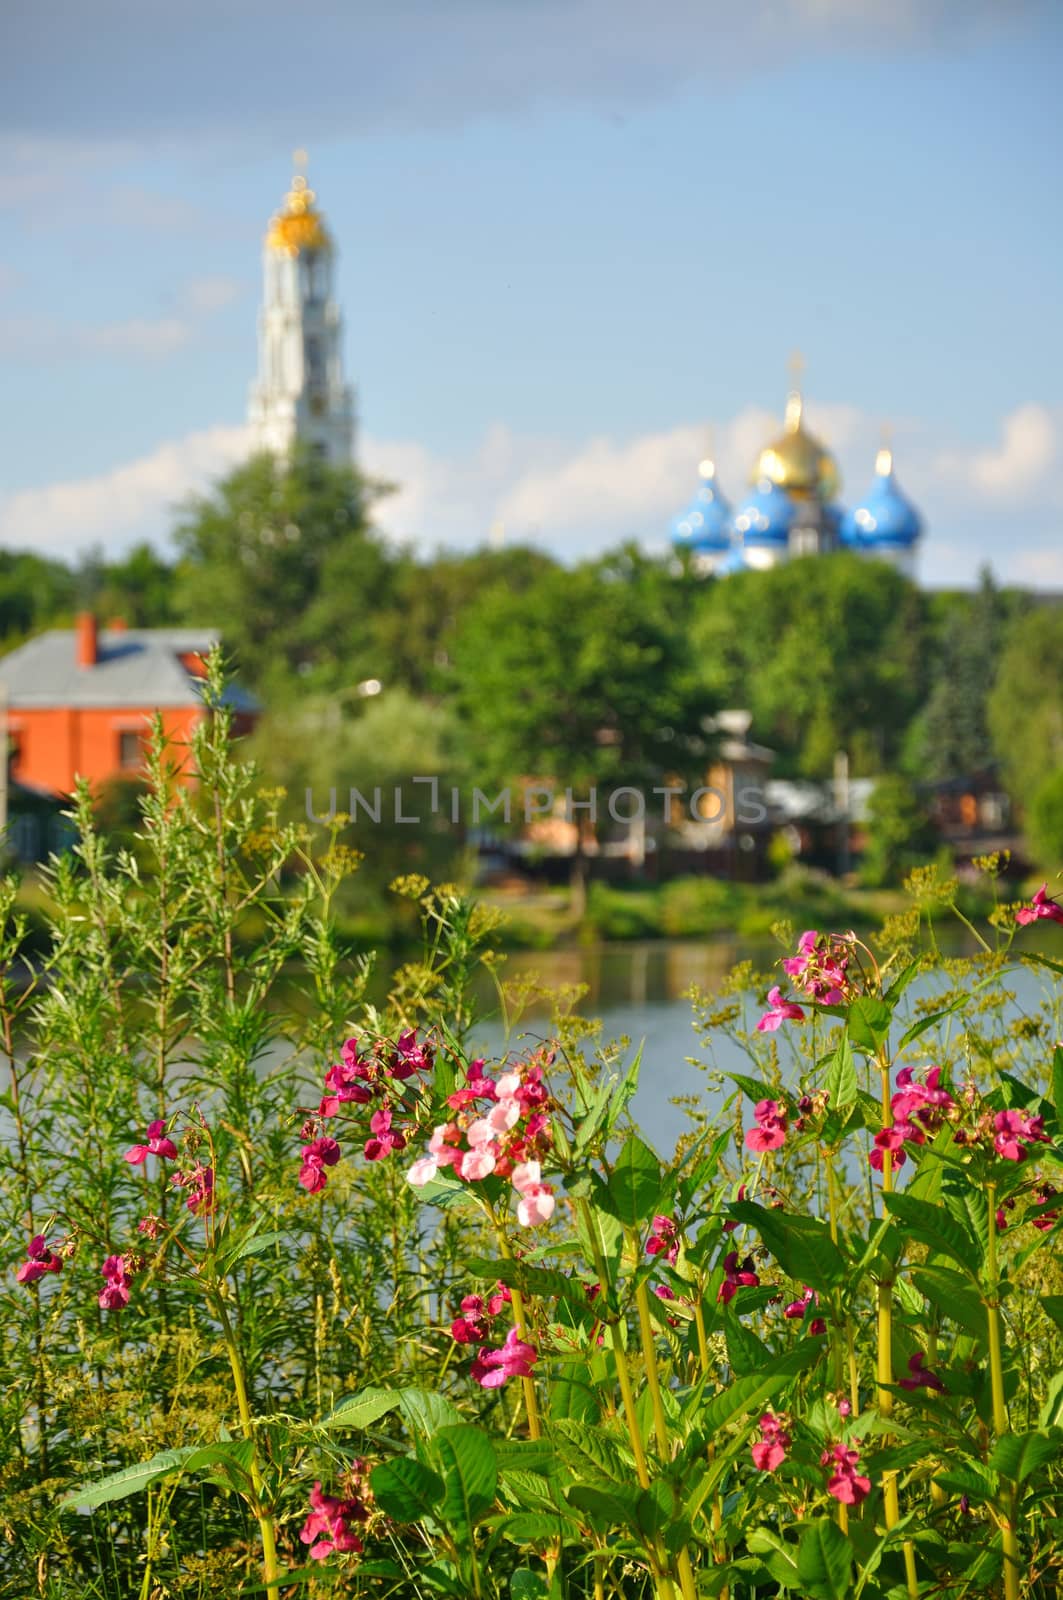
670, 374, 925, 579
247, 158, 355, 466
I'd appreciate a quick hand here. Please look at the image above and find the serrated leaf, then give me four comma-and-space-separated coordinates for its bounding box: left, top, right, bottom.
398, 1388, 464, 1436
552, 1419, 633, 1483
882, 1192, 981, 1279
796, 1518, 854, 1600
899, 999, 965, 1050
565, 1482, 641, 1532
825, 1033, 858, 1109
847, 997, 892, 1054
988, 1430, 1059, 1484
599, 1134, 662, 1227
510, 1568, 551, 1598
727, 1201, 847, 1293
912, 1266, 987, 1339
436, 1424, 498, 1540
696, 1341, 820, 1437
466, 1256, 592, 1311
370, 1455, 445, 1522
322, 1386, 403, 1431
61, 1447, 198, 1510
1042, 1295, 1063, 1336
932, 1463, 996, 1501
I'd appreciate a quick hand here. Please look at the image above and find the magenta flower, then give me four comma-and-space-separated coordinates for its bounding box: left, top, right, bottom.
299, 1137, 341, 1193
451, 1294, 489, 1344
746, 1098, 788, 1153
821, 1442, 872, 1506
899, 1350, 946, 1392
1031, 1184, 1060, 1232
993, 1108, 1047, 1162
757, 986, 805, 1033
299, 1480, 366, 1560
717, 1250, 760, 1305
363, 1106, 406, 1163
646, 1214, 679, 1264
1016, 884, 1063, 926
98, 1253, 133, 1311
124, 1117, 178, 1165
751, 1411, 791, 1472
390, 1029, 434, 1079
471, 1327, 538, 1389
15, 1234, 63, 1285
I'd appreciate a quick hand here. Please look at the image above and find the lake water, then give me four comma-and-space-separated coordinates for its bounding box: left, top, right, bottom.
464, 936, 1058, 1153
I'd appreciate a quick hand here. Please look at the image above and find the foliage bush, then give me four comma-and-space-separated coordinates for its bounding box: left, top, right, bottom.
3, 661, 1063, 1599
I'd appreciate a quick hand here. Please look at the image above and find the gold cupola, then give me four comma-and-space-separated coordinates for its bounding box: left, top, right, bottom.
752, 358, 840, 501
266, 153, 331, 257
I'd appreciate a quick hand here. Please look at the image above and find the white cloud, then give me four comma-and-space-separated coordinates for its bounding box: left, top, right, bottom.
0, 424, 252, 557
3, 398, 1060, 586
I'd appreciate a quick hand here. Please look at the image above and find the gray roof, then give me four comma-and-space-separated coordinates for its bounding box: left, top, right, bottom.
0, 628, 257, 711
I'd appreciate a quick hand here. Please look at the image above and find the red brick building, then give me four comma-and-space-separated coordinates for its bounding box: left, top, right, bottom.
1, 615, 257, 796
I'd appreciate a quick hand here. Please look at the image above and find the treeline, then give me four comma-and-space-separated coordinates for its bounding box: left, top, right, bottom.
4, 451, 1063, 869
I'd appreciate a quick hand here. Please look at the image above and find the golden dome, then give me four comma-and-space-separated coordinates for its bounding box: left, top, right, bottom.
753, 389, 840, 501
266, 171, 331, 257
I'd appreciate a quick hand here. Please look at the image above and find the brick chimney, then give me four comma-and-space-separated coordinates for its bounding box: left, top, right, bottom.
75, 611, 98, 668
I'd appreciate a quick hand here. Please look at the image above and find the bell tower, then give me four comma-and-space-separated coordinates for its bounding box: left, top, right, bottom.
247, 152, 356, 465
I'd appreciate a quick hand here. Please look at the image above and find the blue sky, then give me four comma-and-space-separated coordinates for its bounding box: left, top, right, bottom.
2, 0, 1061, 586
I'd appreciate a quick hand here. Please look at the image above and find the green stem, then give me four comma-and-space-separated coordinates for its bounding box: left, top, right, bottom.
216, 1296, 281, 1600
987, 1187, 1021, 1600
876, 1053, 917, 1600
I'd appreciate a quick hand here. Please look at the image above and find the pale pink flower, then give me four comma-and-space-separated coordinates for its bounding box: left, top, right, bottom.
745, 1098, 788, 1152
757, 986, 805, 1032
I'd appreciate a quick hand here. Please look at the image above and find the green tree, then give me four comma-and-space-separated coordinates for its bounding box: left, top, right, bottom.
1027, 767, 1063, 867
0, 550, 76, 643
861, 772, 937, 887
988, 604, 1063, 809
83, 542, 178, 627
379, 545, 559, 698
448, 554, 713, 908
173, 449, 397, 697
689, 553, 926, 778
914, 569, 1020, 781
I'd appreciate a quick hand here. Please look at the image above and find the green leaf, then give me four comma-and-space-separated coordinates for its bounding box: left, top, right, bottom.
847, 996, 892, 1054
884, 960, 921, 1006
882, 1192, 981, 1278
511, 1570, 550, 1599
604, 1044, 643, 1135
552, 1419, 633, 1484
912, 1266, 987, 1339
899, 998, 966, 1050
726, 1071, 781, 1106
599, 1134, 662, 1228
436, 1424, 498, 1540
1053, 1046, 1063, 1123
727, 1201, 848, 1293
565, 1482, 641, 1533
824, 1032, 857, 1110
1042, 1295, 1063, 1336
466, 1256, 592, 1311
796, 1518, 854, 1600
1039, 1372, 1063, 1430
370, 1456, 445, 1522
932, 1463, 996, 1502
322, 1386, 403, 1431
695, 1341, 820, 1438
988, 1430, 1059, 1484
61, 1447, 198, 1510
397, 1388, 464, 1437
217, 1227, 287, 1273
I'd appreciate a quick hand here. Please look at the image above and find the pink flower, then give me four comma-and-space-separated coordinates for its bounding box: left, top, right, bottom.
407, 1154, 440, 1186
98, 1253, 133, 1310
821, 1442, 872, 1506
751, 1411, 791, 1472
994, 1108, 1047, 1162
364, 1105, 407, 1163
184, 1164, 215, 1215
783, 1286, 825, 1333
899, 1350, 946, 1392
137, 1214, 162, 1239
390, 1029, 434, 1079
447, 1059, 497, 1109
1016, 884, 1063, 926
718, 1250, 760, 1305
746, 1098, 788, 1152
299, 1137, 341, 1193
299, 1480, 366, 1560
511, 1159, 556, 1226
1031, 1184, 1059, 1231
460, 1144, 498, 1181
646, 1214, 679, 1264
124, 1117, 178, 1165
15, 1234, 63, 1285
757, 986, 805, 1033
470, 1326, 538, 1389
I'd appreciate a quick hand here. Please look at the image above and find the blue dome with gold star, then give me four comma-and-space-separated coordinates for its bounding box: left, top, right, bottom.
671, 457, 733, 553
843, 449, 923, 551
